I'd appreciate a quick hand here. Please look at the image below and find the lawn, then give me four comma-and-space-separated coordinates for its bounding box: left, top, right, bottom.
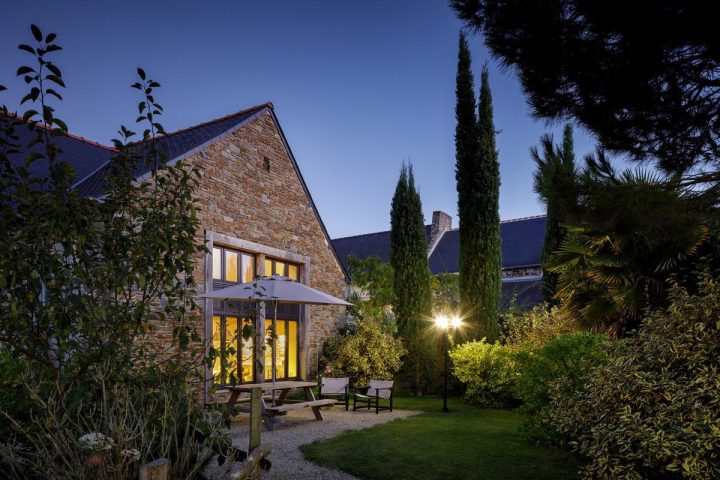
301, 396, 582, 480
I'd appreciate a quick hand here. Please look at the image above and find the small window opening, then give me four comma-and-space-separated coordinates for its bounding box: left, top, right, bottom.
263, 157, 271, 172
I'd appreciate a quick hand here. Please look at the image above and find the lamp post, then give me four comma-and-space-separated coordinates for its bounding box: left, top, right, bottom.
435, 315, 461, 412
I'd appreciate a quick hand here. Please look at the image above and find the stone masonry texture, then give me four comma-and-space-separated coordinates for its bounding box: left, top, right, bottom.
164, 109, 347, 380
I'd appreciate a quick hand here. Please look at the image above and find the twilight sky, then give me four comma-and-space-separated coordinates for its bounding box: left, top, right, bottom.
2, 0, 597, 238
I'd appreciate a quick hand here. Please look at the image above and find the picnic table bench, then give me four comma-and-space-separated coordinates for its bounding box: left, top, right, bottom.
227, 381, 336, 430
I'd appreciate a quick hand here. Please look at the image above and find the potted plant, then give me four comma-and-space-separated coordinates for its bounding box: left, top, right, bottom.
78, 432, 114, 465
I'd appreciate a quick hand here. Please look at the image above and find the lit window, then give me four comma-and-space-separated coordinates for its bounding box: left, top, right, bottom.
241, 254, 255, 282
288, 264, 298, 280
212, 248, 222, 279
225, 251, 238, 283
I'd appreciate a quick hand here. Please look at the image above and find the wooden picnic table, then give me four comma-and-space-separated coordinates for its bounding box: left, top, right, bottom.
227, 380, 336, 430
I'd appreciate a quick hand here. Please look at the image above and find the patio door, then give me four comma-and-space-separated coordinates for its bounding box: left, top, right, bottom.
210, 246, 303, 384
264, 318, 299, 381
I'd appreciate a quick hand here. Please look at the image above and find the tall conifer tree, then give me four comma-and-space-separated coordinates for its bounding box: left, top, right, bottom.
455, 32, 501, 341
390, 162, 434, 393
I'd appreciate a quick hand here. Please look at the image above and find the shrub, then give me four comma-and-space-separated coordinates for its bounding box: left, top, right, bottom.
499, 303, 578, 347
322, 318, 406, 386
514, 332, 608, 445
0, 26, 235, 478
449, 339, 518, 407
553, 276, 720, 480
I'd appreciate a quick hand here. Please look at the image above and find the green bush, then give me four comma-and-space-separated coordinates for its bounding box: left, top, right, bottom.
514, 332, 608, 445
500, 303, 578, 347
322, 318, 406, 386
553, 277, 720, 480
449, 339, 518, 407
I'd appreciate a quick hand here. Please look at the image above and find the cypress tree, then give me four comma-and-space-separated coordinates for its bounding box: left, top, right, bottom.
455, 32, 501, 341
390, 162, 434, 394
532, 124, 576, 302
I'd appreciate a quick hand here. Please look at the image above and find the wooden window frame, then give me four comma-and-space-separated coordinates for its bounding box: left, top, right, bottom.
203, 231, 311, 398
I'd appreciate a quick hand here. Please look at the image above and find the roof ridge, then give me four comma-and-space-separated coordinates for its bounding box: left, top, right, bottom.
2, 102, 273, 151
335, 215, 548, 240
1, 110, 117, 152
149, 102, 272, 141
440, 214, 547, 233
334, 224, 432, 241
500, 214, 547, 223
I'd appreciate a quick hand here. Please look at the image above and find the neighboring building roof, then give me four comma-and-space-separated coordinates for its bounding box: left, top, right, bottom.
332, 215, 547, 275
429, 216, 547, 274
332, 226, 432, 267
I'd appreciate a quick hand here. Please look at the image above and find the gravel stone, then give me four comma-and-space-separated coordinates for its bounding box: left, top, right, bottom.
207, 406, 419, 479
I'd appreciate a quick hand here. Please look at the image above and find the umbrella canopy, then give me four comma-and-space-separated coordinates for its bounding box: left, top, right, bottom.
197, 275, 351, 306
198, 275, 350, 392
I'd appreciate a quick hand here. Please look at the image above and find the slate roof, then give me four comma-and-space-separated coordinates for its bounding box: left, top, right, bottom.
2, 113, 116, 186
2, 103, 349, 280
332, 226, 432, 266
75, 104, 269, 197
429, 216, 547, 273
333, 215, 547, 275
2, 104, 270, 197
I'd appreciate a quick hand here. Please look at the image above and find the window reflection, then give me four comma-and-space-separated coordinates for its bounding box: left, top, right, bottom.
225, 251, 238, 282
288, 264, 298, 280
213, 248, 222, 279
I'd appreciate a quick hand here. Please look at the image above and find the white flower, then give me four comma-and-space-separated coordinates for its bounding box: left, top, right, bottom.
78, 432, 114, 452
121, 448, 141, 462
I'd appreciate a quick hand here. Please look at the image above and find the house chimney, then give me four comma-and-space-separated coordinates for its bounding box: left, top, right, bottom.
428, 210, 452, 255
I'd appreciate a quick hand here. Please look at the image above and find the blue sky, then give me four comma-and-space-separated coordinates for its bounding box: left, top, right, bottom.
2, 0, 597, 238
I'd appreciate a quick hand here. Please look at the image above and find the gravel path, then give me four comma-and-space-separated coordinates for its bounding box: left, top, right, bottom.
206, 406, 419, 479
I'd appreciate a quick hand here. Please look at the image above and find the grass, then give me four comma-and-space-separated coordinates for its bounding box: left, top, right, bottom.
301, 396, 582, 480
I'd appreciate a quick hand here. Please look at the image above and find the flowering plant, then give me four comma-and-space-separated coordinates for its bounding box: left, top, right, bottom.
78, 433, 115, 453
121, 448, 141, 462
323, 364, 333, 375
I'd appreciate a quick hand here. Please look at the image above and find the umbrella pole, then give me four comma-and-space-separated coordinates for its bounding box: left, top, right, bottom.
272, 300, 278, 406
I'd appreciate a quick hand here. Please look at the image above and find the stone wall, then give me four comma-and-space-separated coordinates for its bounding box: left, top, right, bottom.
183, 108, 347, 379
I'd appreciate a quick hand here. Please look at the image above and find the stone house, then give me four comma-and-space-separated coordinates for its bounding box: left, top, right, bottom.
333, 211, 546, 309
5, 103, 349, 394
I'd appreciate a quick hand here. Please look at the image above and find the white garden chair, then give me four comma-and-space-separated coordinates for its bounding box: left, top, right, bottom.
319, 376, 350, 411
352, 379, 394, 414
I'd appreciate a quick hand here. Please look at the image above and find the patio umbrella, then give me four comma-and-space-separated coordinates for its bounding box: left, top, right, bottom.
197, 275, 351, 389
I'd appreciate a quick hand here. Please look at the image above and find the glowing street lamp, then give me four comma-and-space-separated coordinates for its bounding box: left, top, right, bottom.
435, 314, 461, 412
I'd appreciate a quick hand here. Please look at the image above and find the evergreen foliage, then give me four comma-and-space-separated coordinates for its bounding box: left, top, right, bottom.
455, 34, 501, 341
532, 124, 576, 303
390, 162, 435, 393
546, 155, 712, 335
450, 0, 720, 178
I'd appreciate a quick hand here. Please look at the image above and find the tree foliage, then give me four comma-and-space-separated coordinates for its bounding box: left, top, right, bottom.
546, 154, 713, 335
390, 162, 435, 393
0, 25, 235, 478
346, 255, 395, 328
450, 339, 517, 408
553, 276, 720, 480
532, 124, 576, 303
455, 33, 501, 341
321, 318, 406, 387
450, 0, 720, 176
514, 332, 608, 445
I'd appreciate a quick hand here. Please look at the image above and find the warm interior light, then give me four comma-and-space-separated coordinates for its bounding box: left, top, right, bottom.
434, 315, 449, 330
